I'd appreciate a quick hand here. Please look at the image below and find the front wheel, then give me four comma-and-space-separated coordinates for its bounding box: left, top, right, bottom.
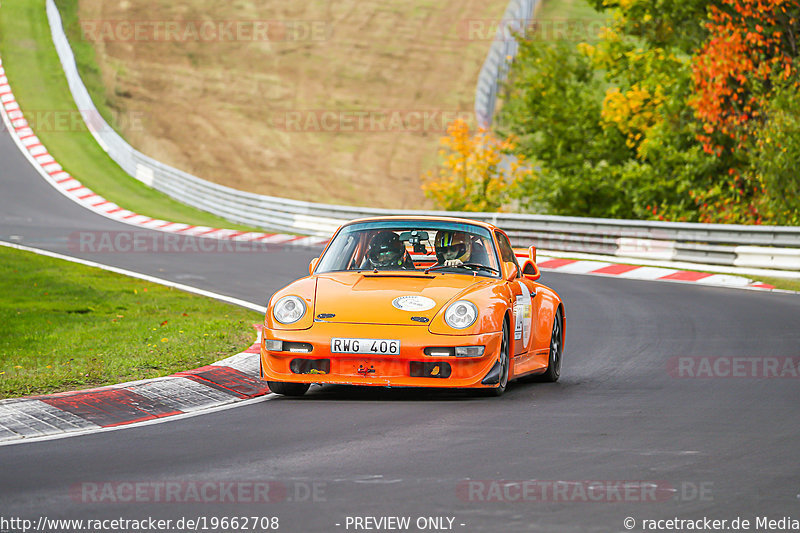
267, 381, 310, 397
538, 308, 563, 382
481, 320, 510, 397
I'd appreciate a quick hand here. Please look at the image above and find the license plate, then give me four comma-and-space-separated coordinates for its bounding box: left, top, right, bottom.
330, 338, 400, 355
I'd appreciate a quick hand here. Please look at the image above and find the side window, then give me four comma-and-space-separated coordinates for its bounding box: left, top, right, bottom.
495, 231, 520, 271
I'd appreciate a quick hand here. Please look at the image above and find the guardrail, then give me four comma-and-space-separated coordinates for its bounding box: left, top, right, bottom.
45, 0, 800, 271
474, 0, 538, 128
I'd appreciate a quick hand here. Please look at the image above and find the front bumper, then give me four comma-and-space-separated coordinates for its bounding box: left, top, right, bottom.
261, 322, 502, 388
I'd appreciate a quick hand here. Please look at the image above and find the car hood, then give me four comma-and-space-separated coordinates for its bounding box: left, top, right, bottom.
313, 271, 488, 325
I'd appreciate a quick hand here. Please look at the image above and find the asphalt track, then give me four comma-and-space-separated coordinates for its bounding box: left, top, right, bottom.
2, 124, 800, 533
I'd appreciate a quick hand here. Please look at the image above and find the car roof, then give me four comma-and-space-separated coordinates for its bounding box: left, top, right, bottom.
342, 215, 500, 232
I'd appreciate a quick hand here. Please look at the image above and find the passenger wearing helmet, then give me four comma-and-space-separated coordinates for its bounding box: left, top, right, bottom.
366, 230, 415, 270
435, 230, 491, 267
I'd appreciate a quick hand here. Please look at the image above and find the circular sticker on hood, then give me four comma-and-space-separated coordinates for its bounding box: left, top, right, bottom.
392, 295, 436, 312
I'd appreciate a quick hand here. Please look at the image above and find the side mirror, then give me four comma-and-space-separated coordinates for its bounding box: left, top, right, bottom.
309, 257, 319, 276
521, 259, 541, 281
503, 261, 519, 282
528, 245, 537, 264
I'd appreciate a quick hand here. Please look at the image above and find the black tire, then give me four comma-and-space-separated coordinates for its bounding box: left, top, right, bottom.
481, 320, 510, 397
267, 381, 310, 397
538, 308, 563, 382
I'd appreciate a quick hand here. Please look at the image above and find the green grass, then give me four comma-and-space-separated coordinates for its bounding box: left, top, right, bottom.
0, 246, 262, 399
0, 0, 262, 232
538, 0, 606, 20
53, 0, 115, 127
758, 276, 800, 292
536, 0, 610, 43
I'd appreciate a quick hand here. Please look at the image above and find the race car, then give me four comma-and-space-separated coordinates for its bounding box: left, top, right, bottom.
260, 216, 564, 396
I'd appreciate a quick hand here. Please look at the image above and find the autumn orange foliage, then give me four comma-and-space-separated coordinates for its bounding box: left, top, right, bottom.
687, 0, 799, 223
691, 0, 798, 153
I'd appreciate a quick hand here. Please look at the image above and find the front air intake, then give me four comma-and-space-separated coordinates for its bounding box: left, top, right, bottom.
409, 361, 451, 378
290, 359, 331, 375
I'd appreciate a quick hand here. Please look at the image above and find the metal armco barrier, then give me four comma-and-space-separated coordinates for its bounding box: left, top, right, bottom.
474, 0, 537, 128
45, 0, 800, 270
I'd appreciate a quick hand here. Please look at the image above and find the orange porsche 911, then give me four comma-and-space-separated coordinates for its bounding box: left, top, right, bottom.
260, 216, 564, 396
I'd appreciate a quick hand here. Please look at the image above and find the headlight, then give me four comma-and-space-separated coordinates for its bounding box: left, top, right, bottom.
272, 296, 307, 325
444, 300, 478, 329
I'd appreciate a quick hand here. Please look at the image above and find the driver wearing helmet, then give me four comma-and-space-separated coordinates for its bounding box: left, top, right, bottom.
366, 230, 415, 270
435, 230, 490, 267
435, 230, 472, 267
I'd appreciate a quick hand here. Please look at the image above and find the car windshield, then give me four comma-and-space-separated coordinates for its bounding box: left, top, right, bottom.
315, 220, 501, 277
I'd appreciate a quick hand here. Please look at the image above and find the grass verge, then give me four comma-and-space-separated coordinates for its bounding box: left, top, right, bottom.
757, 277, 800, 292
0, 0, 262, 232
0, 246, 262, 399
52, 0, 114, 126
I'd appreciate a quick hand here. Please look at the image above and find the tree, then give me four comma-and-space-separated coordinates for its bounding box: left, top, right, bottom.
464, 0, 800, 224
586, 0, 709, 53
497, 39, 638, 217
421, 119, 530, 212
688, 0, 800, 222
691, 0, 800, 152
748, 74, 800, 224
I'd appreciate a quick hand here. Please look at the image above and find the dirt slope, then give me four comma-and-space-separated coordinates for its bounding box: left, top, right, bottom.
77, 0, 507, 208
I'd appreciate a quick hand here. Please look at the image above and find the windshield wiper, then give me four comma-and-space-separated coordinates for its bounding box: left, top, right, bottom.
424, 263, 500, 275
461, 262, 501, 274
